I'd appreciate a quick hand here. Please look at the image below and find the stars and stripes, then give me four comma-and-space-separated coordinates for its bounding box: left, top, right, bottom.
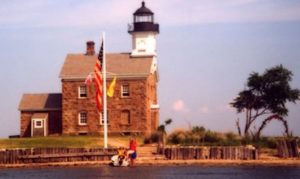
94, 41, 104, 112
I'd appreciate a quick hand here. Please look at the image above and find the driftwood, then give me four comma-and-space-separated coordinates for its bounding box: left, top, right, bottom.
163, 146, 258, 160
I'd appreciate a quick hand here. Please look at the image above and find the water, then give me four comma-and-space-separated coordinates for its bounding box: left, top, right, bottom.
0, 165, 300, 179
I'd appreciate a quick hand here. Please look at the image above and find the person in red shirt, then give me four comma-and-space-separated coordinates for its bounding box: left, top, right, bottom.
128, 136, 137, 166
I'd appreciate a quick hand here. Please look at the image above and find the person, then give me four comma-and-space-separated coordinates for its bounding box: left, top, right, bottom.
128, 136, 137, 166
117, 147, 127, 166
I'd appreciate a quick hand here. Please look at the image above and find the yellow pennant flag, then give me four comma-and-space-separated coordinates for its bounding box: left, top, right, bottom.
107, 76, 117, 97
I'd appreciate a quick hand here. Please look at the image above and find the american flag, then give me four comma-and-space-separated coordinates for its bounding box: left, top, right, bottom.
94, 41, 104, 112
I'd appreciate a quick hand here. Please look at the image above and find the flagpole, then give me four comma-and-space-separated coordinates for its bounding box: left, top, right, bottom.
102, 32, 108, 149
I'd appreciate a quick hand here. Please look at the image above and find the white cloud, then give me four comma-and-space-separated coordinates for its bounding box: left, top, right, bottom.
172, 100, 189, 112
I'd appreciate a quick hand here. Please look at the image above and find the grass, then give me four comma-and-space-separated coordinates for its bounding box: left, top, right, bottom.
0, 135, 144, 149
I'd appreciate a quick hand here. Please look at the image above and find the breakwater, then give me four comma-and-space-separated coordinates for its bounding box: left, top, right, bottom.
0, 148, 117, 165
163, 146, 258, 160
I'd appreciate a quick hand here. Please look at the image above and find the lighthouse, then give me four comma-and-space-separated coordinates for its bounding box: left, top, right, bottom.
128, 1, 159, 57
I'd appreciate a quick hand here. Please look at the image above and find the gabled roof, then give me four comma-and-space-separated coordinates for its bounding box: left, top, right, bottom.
59, 53, 154, 80
19, 93, 62, 111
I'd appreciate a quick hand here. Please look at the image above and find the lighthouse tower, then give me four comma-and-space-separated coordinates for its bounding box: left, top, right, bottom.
128, 1, 159, 57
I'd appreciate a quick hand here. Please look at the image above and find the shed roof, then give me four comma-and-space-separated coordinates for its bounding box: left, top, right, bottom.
19, 93, 62, 111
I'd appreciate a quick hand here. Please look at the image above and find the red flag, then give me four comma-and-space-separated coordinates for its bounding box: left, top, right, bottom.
94, 41, 103, 112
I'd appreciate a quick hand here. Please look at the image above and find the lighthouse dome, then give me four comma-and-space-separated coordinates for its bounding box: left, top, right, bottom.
134, 1, 153, 15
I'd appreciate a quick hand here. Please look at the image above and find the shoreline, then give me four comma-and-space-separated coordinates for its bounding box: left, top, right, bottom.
1, 159, 300, 169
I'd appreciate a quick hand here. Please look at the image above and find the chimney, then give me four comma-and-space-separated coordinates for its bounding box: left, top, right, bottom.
86, 41, 95, 55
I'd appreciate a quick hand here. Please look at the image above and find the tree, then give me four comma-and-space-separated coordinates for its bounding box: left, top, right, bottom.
230, 65, 300, 139
157, 118, 172, 146
157, 118, 172, 135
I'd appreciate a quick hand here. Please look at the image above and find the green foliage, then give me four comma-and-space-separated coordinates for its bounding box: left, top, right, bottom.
166, 125, 291, 149
232, 65, 300, 115
203, 130, 222, 143
251, 137, 278, 149
192, 126, 206, 134
167, 130, 187, 145
167, 126, 242, 146
224, 132, 241, 146
231, 65, 300, 137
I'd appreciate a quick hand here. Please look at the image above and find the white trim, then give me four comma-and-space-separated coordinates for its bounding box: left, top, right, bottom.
78, 112, 88, 125
151, 104, 160, 109
78, 85, 88, 99
34, 119, 43, 128
121, 84, 130, 97
31, 118, 46, 137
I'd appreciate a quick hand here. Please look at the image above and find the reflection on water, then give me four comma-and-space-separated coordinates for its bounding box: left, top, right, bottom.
0, 165, 300, 179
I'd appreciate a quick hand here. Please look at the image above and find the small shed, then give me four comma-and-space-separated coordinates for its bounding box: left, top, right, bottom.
18, 93, 62, 137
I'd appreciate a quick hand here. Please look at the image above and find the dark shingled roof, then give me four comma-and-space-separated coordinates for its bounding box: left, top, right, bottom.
59, 53, 153, 79
19, 93, 62, 111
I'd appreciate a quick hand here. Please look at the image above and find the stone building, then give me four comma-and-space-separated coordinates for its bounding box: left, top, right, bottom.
18, 1, 160, 137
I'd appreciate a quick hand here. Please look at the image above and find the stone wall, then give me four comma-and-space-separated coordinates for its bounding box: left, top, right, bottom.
61, 76, 158, 135
146, 73, 159, 132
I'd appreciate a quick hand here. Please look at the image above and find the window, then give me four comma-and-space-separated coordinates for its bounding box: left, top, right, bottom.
78, 112, 87, 125
78, 86, 87, 98
135, 15, 152, 22
34, 120, 43, 128
100, 111, 109, 125
121, 84, 130, 97
121, 110, 130, 125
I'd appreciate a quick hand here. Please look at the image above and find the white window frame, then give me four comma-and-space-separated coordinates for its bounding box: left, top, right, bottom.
78, 85, 88, 98
99, 111, 109, 125
34, 119, 44, 128
78, 112, 87, 125
121, 84, 130, 97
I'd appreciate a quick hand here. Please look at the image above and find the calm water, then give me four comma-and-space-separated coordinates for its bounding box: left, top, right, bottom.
0, 165, 300, 179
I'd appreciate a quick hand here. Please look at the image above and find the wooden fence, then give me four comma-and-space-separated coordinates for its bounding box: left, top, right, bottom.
163, 146, 258, 160
0, 148, 117, 165
277, 139, 299, 158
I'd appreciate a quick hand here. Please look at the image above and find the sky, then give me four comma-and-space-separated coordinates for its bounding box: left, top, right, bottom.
0, 0, 300, 138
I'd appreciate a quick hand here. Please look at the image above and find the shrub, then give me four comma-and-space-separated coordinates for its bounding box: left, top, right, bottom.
184, 133, 202, 145
252, 136, 277, 149
192, 126, 206, 134
167, 130, 187, 144
224, 132, 241, 146
203, 130, 224, 144
143, 132, 161, 144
